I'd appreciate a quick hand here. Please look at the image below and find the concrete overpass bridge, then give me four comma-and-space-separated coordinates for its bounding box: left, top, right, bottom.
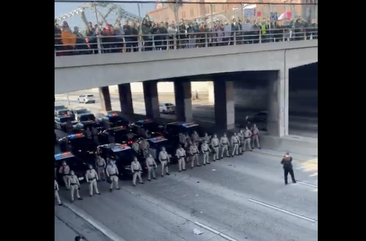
54, 40, 317, 154
55, 40, 317, 94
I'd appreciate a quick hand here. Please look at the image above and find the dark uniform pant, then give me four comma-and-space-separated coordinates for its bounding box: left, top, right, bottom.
284, 168, 296, 184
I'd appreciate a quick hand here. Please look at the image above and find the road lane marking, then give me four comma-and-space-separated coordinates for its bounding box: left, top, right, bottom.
63, 203, 126, 241
252, 151, 318, 165
248, 198, 317, 223
297, 181, 318, 188
194, 222, 238, 241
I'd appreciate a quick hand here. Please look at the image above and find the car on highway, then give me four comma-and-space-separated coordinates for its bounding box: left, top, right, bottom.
96, 143, 146, 178
130, 119, 165, 138
55, 105, 67, 116
159, 103, 175, 114
70, 108, 91, 121
98, 126, 138, 145
164, 121, 208, 145
146, 136, 177, 164
54, 152, 88, 185
77, 94, 96, 104
54, 114, 77, 132
96, 112, 129, 130
58, 133, 97, 157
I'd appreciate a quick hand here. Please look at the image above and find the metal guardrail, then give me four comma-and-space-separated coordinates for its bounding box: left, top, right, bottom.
54, 27, 318, 56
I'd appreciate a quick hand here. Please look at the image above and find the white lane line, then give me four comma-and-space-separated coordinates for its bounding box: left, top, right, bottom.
297, 181, 318, 188
248, 198, 317, 223
63, 203, 126, 241
194, 222, 238, 241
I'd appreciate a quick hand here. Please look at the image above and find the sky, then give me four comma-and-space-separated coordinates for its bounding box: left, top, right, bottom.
55, 0, 156, 28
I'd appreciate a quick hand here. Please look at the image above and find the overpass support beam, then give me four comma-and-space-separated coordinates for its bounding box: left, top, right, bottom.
99, 86, 112, 112
267, 69, 289, 137
214, 79, 235, 130
207, 81, 214, 104
174, 80, 193, 122
143, 81, 160, 118
118, 83, 134, 115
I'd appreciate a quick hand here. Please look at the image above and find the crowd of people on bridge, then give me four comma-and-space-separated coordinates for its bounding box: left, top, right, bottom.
54, 16, 318, 56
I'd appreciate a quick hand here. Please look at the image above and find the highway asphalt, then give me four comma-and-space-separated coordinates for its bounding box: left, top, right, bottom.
55, 92, 318, 138
56, 145, 318, 241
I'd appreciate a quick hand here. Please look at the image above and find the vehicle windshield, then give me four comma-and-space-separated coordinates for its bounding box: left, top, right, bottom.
80, 114, 95, 121
55, 105, 66, 110
59, 116, 72, 123
113, 149, 134, 164
183, 125, 205, 136
113, 129, 136, 142
144, 122, 163, 132
76, 109, 88, 114
109, 116, 127, 124
57, 109, 69, 115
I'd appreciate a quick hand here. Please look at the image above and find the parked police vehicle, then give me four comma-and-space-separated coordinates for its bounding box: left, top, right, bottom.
54, 114, 77, 132
96, 112, 129, 130
98, 125, 137, 145
146, 136, 177, 163
130, 119, 165, 138
96, 143, 146, 178
55, 108, 72, 117
54, 152, 88, 185
71, 108, 91, 121
73, 113, 97, 131
55, 105, 67, 116
165, 121, 208, 144
58, 133, 96, 157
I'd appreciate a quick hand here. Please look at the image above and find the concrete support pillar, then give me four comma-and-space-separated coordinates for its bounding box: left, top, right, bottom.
207, 81, 214, 104
99, 86, 112, 112
267, 69, 289, 137
118, 83, 134, 115
214, 79, 235, 130
143, 81, 160, 118
174, 80, 192, 122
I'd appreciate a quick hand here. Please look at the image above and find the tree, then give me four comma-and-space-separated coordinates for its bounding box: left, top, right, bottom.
167, 0, 183, 23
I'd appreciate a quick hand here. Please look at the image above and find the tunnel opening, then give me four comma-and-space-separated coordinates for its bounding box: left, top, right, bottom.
288, 63, 318, 137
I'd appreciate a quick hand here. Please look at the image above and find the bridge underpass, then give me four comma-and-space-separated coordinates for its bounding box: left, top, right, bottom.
56, 67, 317, 138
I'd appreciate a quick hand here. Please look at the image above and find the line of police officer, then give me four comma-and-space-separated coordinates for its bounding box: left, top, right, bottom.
55, 125, 264, 204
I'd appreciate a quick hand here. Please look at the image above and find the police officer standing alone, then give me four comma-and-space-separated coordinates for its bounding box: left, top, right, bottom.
95, 151, 106, 181
231, 133, 239, 157
243, 127, 253, 152
68, 170, 83, 202
85, 164, 100, 197
251, 124, 261, 149
106, 159, 120, 192
220, 133, 230, 159
54, 179, 62, 206
176, 144, 186, 172
201, 140, 211, 165
146, 154, 158, 181
131, 157, 144, 186
59, 161, 70, 189
210, 134, 219, 161
281, 152, 296, 185
159, 147, 170, 176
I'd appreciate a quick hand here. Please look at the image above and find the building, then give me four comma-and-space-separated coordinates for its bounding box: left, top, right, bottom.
147, 0, 317, 24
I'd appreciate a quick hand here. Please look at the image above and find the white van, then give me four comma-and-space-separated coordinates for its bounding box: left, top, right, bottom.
77, 94, 96, 104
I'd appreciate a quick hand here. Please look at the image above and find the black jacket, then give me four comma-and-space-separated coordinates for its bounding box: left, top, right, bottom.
281, 156, 293, 169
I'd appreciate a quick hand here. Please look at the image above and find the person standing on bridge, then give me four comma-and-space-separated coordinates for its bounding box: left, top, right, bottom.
251, 124, 261, 149
281, 153, 296, 185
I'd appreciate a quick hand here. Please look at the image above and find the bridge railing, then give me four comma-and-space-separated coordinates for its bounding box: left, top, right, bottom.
55, 27, 318, 56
